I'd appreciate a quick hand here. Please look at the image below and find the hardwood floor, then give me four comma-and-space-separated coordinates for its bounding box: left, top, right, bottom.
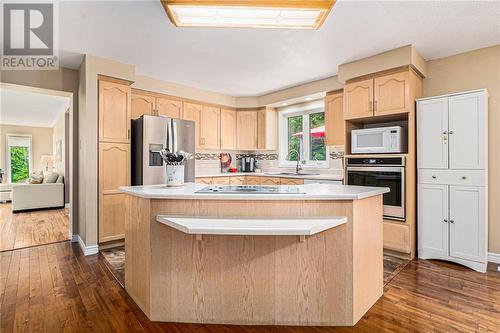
1, 241, 499, 332
0, 203, 70, 252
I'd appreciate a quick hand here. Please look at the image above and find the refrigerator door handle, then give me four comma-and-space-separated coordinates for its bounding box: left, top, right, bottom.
172, 119, 178, 153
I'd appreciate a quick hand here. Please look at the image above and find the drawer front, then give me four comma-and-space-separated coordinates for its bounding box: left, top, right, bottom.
280, 178, 304, 185
196, 177, 213, 185
260, 177, 281, 185
418, 169, 486, 186
212, 177, 230, 185
230, 176, 245, 185
245, 176, 261, 185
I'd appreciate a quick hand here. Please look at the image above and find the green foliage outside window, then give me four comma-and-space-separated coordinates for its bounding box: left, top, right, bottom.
287, 115, 303, 161
10, 146, 29, 183
309, 112, 326, 161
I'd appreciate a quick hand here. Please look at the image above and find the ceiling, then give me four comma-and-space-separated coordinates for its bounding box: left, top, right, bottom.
0, 88, 70, 128
59, 1, 500, 97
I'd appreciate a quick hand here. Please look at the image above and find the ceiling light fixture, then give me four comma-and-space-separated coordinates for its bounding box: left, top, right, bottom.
305, 97, 312, 101
281, 102, 288, 106
161, 1, 336, 30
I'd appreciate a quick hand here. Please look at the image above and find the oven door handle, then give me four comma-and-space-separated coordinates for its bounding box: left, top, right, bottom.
346, 167, 404, 173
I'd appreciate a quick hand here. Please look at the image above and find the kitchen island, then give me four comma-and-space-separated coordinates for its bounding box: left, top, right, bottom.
120, 183, 389, 326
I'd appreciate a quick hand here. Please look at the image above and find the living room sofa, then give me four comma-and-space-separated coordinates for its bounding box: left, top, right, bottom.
11, 182, 64, 212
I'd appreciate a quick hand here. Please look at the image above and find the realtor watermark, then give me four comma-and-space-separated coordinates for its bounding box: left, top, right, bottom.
1, 2, 59, 70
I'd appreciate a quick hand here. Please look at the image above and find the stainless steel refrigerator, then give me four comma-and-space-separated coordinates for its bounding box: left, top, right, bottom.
131, 115, 195, 185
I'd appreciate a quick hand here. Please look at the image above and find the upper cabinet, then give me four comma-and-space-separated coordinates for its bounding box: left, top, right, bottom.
199, 105, 220, 150
99, 80, 131, 143
157, 97, 182, 119
220, 108, 236, 150
325, 91, 344, 146
257, 108, 277, 150
131, 92, 155, 120
182, 102, 202, 148
417, 90, 487, 170
344, 78, 373, 120
344, 69, 418, 121
374, 71, 409, 116
236, 111, 258, 150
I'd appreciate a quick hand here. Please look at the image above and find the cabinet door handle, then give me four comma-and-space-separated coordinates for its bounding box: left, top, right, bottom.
462, 176, 467, 180
442, 131, 448, 135
444, 219, 448, 223
449, 219, 455, 224
449, 130, 454, 134
128, 129, 131, 139
374, 101, 378, 111
369, 101, 372, 112
432, 175, 437, 179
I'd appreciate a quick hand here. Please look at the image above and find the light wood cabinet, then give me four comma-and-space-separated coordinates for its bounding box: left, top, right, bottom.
157, 97, 182, 119
325, 92, 344, 146
99, 80, 131, 143
236, 111, 258, 150
344, 78, 373, 120
257, 108, 278, 150
344, 70, 415, 120
99, 142, 130, 243
244, 176, 261, 185
280, 178, 304, 185
260, 177, 280, 185
230, 176, 245, 185
182, 102, 202, 149
374, 71, 409, 116
212, 177, 230, 185
195, 177, 213, 185
220, 109, 236, 150
131, 92, 155, 120
199, 105, 220, 150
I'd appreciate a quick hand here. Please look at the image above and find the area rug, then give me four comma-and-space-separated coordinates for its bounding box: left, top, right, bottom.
100, 246, 125, 287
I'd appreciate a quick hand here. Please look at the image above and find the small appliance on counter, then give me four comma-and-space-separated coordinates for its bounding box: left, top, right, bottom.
351, 126, 406, 154
241, 156, 256, 172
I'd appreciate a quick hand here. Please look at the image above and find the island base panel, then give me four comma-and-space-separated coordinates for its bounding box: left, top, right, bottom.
125, 197, 383, 326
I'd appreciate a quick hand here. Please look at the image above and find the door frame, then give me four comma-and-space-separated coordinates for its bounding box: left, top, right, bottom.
1, 82, 75, 239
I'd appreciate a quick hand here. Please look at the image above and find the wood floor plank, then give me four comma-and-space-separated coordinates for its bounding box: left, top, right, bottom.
0, 241, 499, 333
0, 203, 70, 252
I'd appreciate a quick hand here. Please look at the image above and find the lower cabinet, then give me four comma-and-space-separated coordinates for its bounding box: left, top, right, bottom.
230, 176, 245, 185
245, 176, 261, 185
99, 193, 127, 243
212, 177, 230, 185
280, 178, 304, 185
261, 177, 280, 185
196, 177, 213, 185
418, 182, 487, 271
99, 143, 130, 243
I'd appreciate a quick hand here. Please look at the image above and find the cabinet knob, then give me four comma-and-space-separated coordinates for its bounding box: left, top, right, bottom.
450, 220, 455, 224
462, 176, 467, 180
442, 131, 448, 135
449, 130, 454, 134
444, 219, 448, 223
432, 175, 437, 179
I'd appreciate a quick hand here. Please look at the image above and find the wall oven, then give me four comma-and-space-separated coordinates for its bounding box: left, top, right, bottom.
346, 157, 405, 220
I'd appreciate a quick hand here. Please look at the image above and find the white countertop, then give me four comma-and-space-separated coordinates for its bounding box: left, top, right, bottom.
156, 215, 347, 236
120, 183, 389, 201
195, 172, 344, 181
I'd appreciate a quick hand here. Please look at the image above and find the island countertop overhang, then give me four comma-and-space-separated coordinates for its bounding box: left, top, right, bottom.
120, 183, 389, 201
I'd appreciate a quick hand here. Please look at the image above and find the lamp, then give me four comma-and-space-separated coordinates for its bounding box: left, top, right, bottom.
40, 155, 54, 171
161, 1, 336, 30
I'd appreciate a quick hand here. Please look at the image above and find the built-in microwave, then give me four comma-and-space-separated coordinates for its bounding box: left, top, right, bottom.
351, 126, 406, 154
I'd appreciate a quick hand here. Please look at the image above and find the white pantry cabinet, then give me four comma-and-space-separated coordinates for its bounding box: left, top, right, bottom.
417, 89, 488, 273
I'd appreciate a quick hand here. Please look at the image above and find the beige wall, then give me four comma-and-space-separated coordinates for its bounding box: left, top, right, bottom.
0, 125, 53, 178
1, 67, 79, 234
52, 111, 70, 203
422, 45, 500, 253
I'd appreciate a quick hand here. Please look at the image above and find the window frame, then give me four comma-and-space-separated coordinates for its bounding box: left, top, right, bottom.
6, 134, 33, 183
278, 101, 329, 169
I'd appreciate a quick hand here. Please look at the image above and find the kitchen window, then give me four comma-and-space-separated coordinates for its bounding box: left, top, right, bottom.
279, 100, 329, 168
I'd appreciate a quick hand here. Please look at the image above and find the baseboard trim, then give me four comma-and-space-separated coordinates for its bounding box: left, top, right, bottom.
488, 252, 500, 264
71, 234, 78, 243
77, 235, 99, 256
64, 203, 71, 209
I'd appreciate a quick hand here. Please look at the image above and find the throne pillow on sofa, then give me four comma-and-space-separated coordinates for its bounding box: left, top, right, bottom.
43, 171, 59, 183
28, 171, 44, 184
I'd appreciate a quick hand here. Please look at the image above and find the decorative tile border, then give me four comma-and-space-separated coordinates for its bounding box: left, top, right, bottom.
236, 153, 279, 161
330, 151, 344, 160
195, 153, 220, 161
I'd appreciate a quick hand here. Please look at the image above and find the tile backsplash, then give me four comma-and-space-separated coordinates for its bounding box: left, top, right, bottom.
195, 147, 345, 177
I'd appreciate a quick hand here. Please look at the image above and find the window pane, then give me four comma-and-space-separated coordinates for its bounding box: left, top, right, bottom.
10, 146, 30, 183
309, 112, 326, 161
287, 115, 303, 161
